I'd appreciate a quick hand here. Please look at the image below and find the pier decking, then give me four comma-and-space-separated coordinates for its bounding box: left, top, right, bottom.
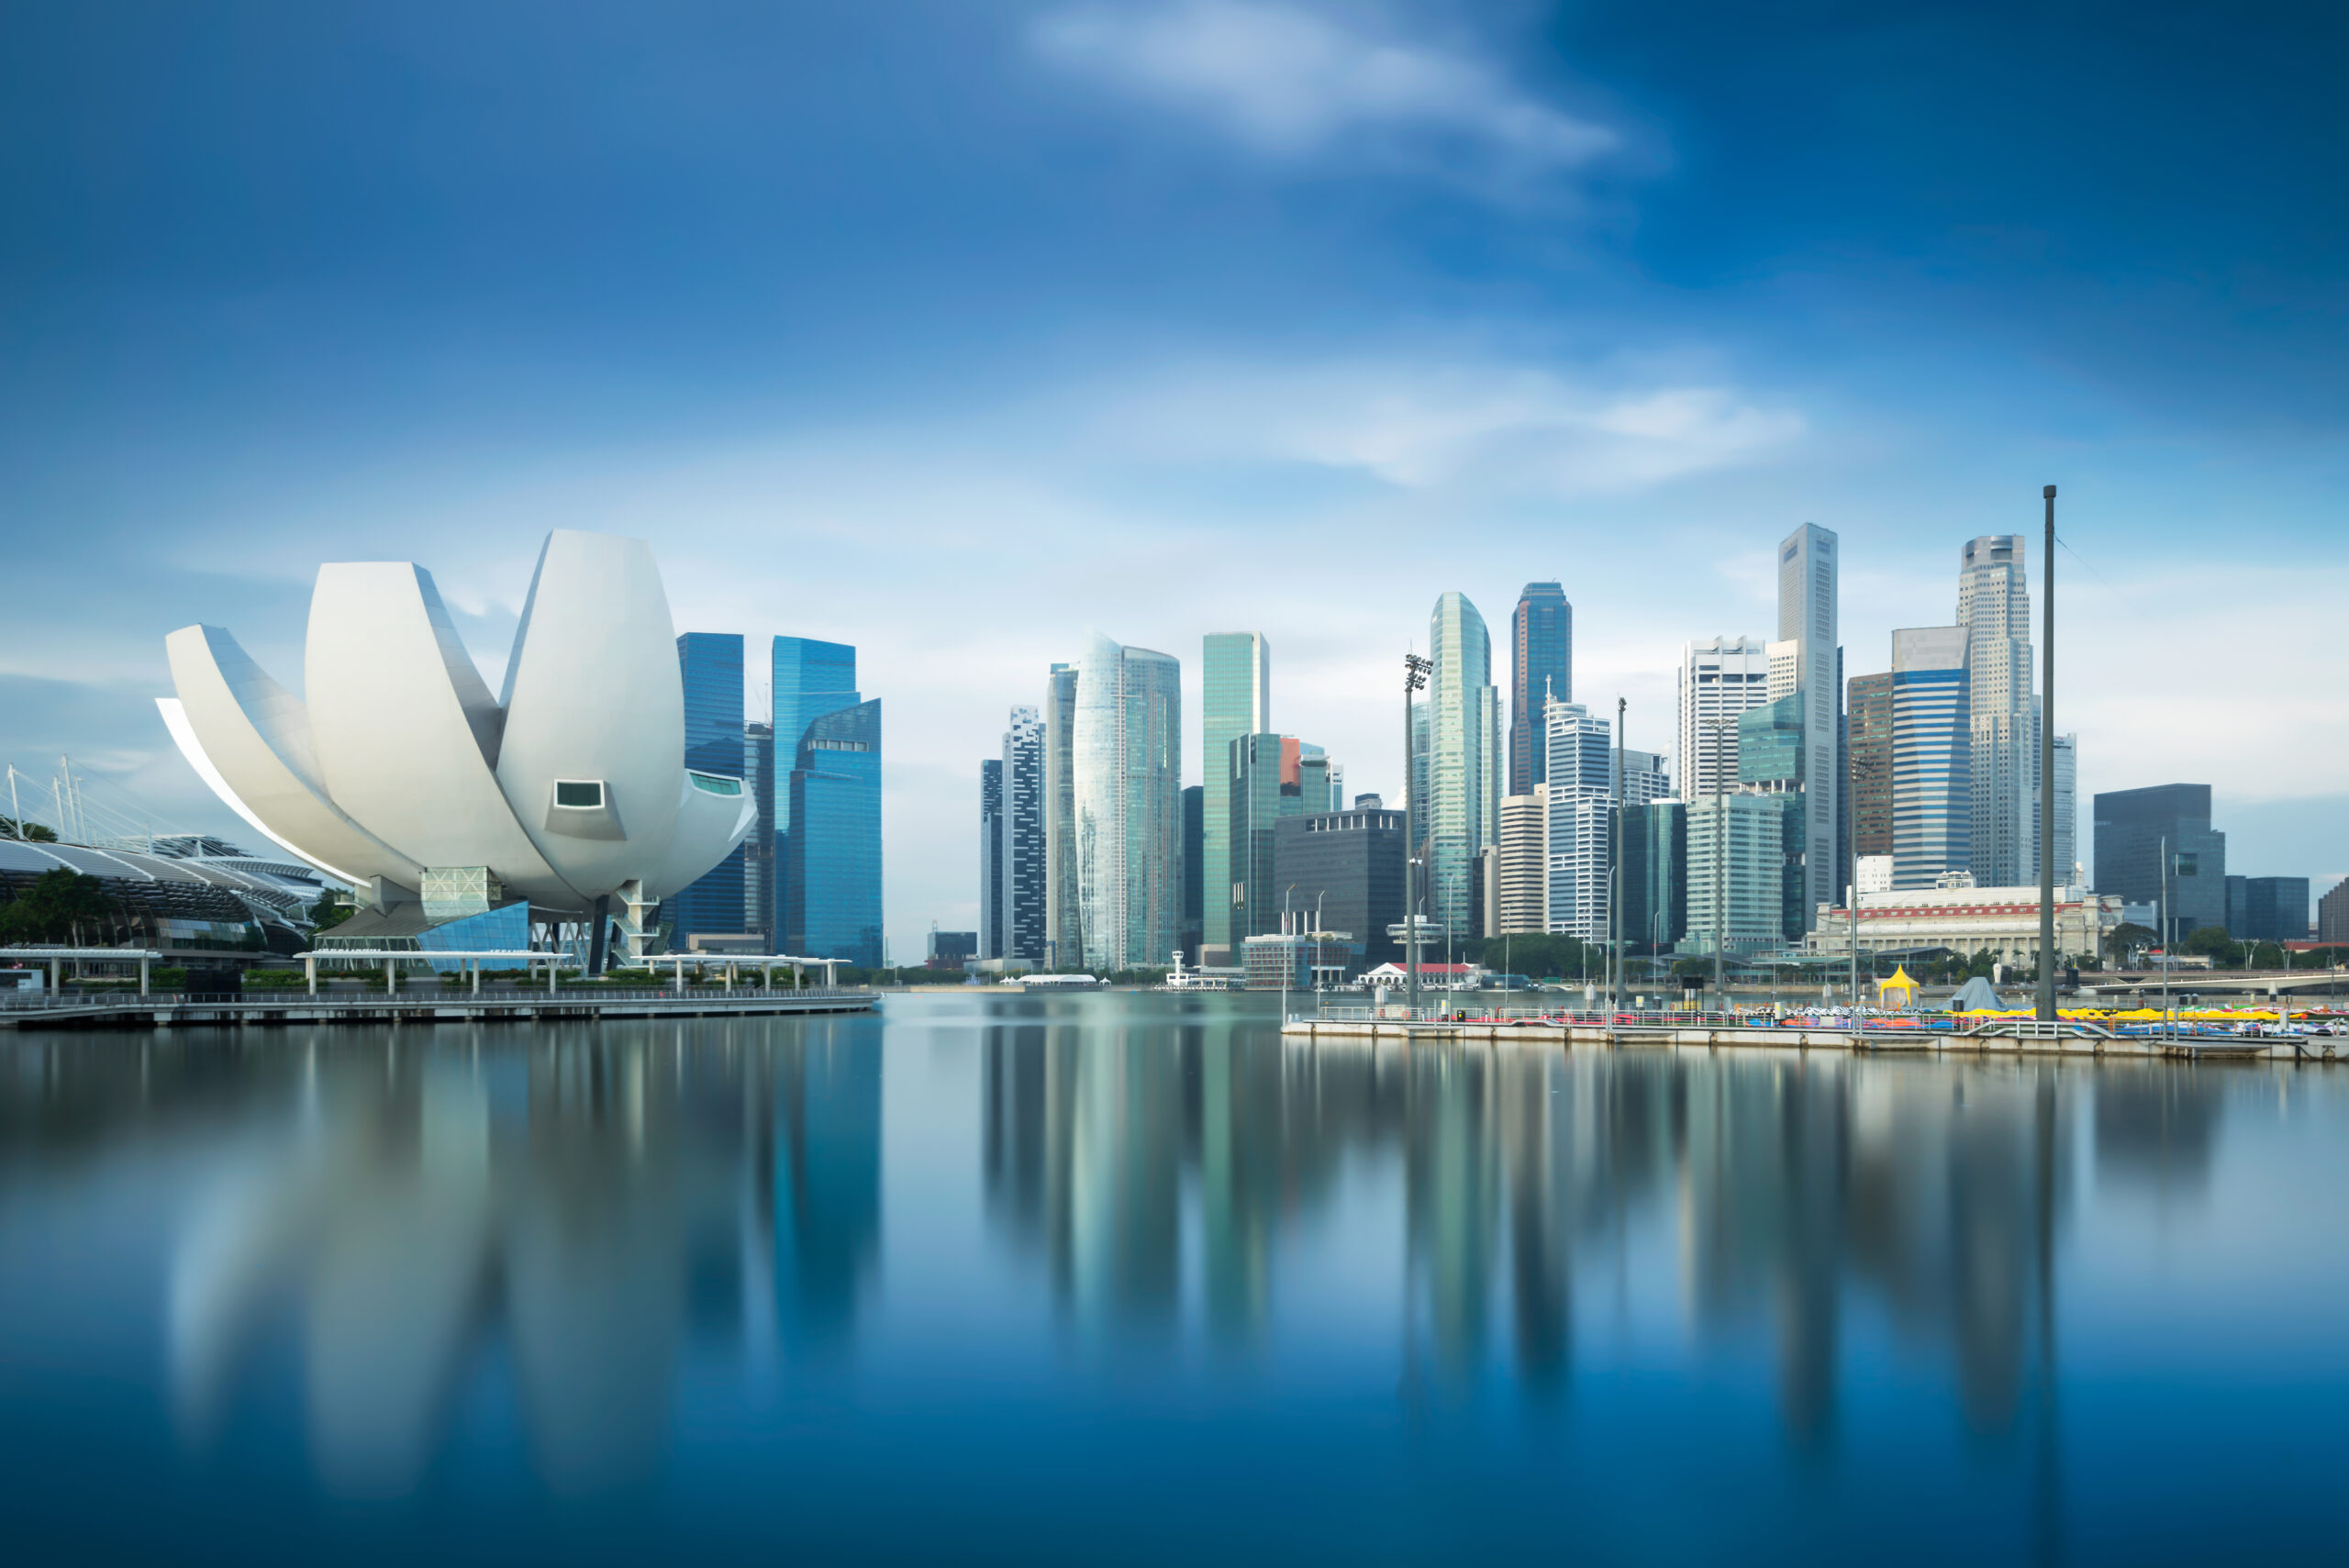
0, 986, 876, 1031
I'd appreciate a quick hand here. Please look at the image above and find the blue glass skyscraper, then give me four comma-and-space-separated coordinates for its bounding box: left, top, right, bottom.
668, 632, 746, 946
773, 636, 863, 940
785, 697, 883, 967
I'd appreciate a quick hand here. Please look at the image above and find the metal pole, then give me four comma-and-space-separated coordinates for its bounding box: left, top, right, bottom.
2161, 834, 2170, 1044
1612, 695, 1625, 1013
2038, 484, 2058, 1020
1712, 717, 1725, 1014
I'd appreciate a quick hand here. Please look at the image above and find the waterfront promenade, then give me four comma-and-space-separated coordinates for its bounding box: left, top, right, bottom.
0, 984, 875, 1032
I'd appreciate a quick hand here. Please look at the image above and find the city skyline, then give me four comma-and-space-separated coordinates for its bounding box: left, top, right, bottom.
6, 5, 2345, 956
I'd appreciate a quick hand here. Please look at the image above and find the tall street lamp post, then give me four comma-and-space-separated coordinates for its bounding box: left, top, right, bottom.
1403, 652, 1431, 1018
2037, 484, 2059, 1022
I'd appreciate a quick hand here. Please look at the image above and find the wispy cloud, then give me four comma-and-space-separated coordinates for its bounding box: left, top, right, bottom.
1030, 2, 1616, 193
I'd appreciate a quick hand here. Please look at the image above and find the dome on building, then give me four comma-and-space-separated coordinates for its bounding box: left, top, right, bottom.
157, 530, 753, 949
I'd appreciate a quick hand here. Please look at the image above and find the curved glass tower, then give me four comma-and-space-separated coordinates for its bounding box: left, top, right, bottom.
1070, 633, 1183, 971
1425, 593, 1500, 942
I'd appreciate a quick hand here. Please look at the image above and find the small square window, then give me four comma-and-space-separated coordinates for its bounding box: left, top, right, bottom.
555, 781, 604, 808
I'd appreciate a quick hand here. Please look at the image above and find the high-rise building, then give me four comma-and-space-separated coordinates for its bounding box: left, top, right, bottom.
1000, 706, 1045, 962
1227, 732, 1286, 942
1297, 742, 1332, 820
1621, 800, 1687, 956
744, 719, 774, 943
1737, 693, 1809, 940
1677, 637, 1773, 804
784, 697, 882, 967
1498, 788, 1547, 935
1180, 784, 1203, 964
1042, 662, 1080, 967
1509, 582, 1572, 795
2047, 731, 2077, 885
2092, 784, 2226, 943
1542, 699, 1611, 940
1619, 750, 1672, 806
670, 632, 747, 947
1956, 535, 2037, 887
1777, 523, 1840, 931
1272, 806, 1405, 971
2320, 879, 2349, 946
1200, 632, 1270, 967
1891, 627, 1971, 890
979, 758, 1004, 960
1847, 672, 1894, 879
1070, 634, 1182, 971
1426, 593, 1502, 941
774, 636, 863, 939
1684, 794, 1784, 955
2227, 875, 2310, 943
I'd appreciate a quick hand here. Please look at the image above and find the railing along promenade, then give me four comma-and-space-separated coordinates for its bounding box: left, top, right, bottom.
0, 983, 876, 1031
1282, 1002, 2345, 1063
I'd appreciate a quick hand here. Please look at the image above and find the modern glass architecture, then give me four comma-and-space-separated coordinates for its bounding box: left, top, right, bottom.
1776, 523, 1840, 931
1542, 699, 1610, 940
773, 636, 863, 939
1678, 637, 1773, 804
744, 719, 774, 942
2093, 784, 2225, 942
1846, 671, 1894, 873
979, 758, 1004, 959
1509, 583, 1572, 795
1956, 535, 2036, 887
1070, 634, 1182, 971
1042, 662, 1081, 968
1001, 706, 1045, 963
1228, 732, 1286, 942
2227, 875, 2309, 943
1620, 800, 1687, 955
1425, 592, 1501, 942
1890, 627, 1971, 890
669, 632, 747, 946
1273, 806, 1405, 970
1181, 784, 1203, 963
784, 698, 882, 967
1683, 794, 1784, 955
2048, 731, 2077, 885
1200, 632, 1271, 966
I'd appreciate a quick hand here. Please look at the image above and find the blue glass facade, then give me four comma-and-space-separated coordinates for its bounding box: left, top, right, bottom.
669, 633, 748, 945
785, 698, 883, 968
417, 902, 529, 970
1509, 583, 1572, 795
773, 637, 862, 939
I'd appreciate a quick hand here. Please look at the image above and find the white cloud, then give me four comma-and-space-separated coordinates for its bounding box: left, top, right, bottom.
1031, 1, 1615, 190
1094, 359, 1804, 495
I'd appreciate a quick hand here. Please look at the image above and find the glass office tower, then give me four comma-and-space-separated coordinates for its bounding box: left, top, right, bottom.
1071, 633, 1182, 972
1001, 706, 1046, 963
785, 698, 883, 967
1228, 732, 1286, 940
669, 632, 746, 946
774, 637, 863, 940
2093, 783, 2225, 942
1200, 632, 1270, 966
1890, 626, 1971, 890
745, 719, 774, 942
1509, 582, 1572, 796
1426, 592, 1500, 943
979, 759, 1004, 960
1777, 522, 1840, 931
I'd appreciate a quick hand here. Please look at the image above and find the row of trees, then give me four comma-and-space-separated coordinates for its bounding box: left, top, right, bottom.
0, 817, 59, 843
0, 869, 121, 946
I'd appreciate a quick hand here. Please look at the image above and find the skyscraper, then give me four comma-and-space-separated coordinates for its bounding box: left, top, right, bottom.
1509, 583, 1572, 795
1199, 632, 1270, 966
1956, 535, 2036, 887
1677, 637, 1773, 804
1777, 523, 1840, 930
670, 632, 746, 946
1891, 627, 1970, 890
1070, 633, 1182, 971
2048, 731, 2077, 885
1001, 706, 1045, 963
1426, 592, 1501, 941
1685, 794, 1784, 955
1847, 671, 1894, 882
1180, 784, 1203, 964
1042, 662, 1080, 967
774, 636, 862, 938
784, 697, 882, 967
1542, 698, 1610, 940
978, 759, 1004, 960
1620, 800, 1687, 956
1497, 789, 1546, 935
744, 719, 774, 943
1227, 732, 1286, 942
2093, 784, 2225, 942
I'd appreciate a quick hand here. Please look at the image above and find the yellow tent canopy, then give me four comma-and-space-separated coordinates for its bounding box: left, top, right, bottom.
1877, 965, 1919, 1006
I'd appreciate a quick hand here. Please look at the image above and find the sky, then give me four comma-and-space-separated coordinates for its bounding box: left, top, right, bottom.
3, 0, 2344, 948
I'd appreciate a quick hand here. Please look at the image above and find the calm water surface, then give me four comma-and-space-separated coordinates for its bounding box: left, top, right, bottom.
3, 993, 2345, 1563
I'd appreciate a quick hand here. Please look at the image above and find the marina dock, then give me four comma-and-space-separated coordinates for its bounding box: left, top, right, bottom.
1, 986, 876, 1032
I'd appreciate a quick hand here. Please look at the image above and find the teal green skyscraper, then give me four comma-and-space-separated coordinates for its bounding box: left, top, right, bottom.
1424, 593, 1500, 941
1200, 632, 1269, 966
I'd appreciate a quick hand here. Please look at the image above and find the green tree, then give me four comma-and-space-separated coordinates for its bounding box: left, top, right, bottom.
2109, 923, 2158, 962
0, 817, 59, 843
310, 891, 355, 931
0, 869, 117, 945
2182, 926, 2239, 964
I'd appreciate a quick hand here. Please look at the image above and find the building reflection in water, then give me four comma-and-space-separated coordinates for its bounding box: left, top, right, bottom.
981, 1018, 2140, 1447
145, 1019, 881, 1496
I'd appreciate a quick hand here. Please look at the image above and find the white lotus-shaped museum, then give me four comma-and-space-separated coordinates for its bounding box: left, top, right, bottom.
157, 530, 754, 941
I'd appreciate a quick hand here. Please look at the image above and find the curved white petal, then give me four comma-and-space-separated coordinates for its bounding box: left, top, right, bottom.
495, 531, 687, 900
644, 773, 757, 899
161, 625, 419, 890
304, 562, 576, 908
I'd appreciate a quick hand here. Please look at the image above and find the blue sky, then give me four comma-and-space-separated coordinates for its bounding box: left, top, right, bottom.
3, 0, 2343, 945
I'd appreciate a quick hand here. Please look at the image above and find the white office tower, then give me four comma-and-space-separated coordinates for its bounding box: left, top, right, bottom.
1619, 749, 1672, 806
1677, 637, 1773, 803
1890, 626, 1971, 889
1956, 535, 2036, 887
1777, 523, 1840, 932
1425, 592, 1502, 943
1543, 699, 1612, 940
1498, 788, 1548, 935
1068, 633, 1182, 971
2048, 730, 2077, 887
